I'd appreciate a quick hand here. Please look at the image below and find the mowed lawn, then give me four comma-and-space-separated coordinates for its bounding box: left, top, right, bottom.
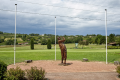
0, 44, 120, 65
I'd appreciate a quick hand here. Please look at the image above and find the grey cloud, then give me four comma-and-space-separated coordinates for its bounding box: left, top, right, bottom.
0, 0, 120, 35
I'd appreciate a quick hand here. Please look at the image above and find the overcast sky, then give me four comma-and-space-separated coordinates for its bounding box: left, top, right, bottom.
0, 0, 120, 36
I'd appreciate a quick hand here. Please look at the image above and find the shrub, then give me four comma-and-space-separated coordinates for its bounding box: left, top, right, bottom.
116, 66, 120, 78
34, 41, 38, 44
5, 66, 25, 80
5, 39, 18, 45
107, 46, 120, 49
26, 66, 46, 80
0, 60, 7, 80
30, 38, 34, 50
47, 39, 51, 49
41, 39, 47, 45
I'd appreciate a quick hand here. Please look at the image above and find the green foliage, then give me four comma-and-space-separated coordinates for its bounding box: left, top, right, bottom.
34, 41, 38, 44
85, 40, 89, 45
117, 37, 120, 46
26, 66, 46, 80
116, 66, 120, 77
41, 39, 47, 45
30, 38, 34, 50
109, 34, 115, 43
79, 41, 86, 49
95, 35, 102, 44
22, 34, 27, 41
5, 66, 25, 80
74, 36, 83, 43
17, 34, 22, 37
95, 35, 106, 44
97, 38, 100, 45
0, 60, 7, 80
50, 36, 55, 44
0, 39, 4, 43
87, 38, 92, 44
100, 36, 106, 44
5, 39, 18, 45
47, 39, 51, 49
0, 31, 3, 34
29, 33, 39, 36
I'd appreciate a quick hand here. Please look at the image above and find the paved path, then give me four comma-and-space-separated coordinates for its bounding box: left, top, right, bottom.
46, 72, 118, 80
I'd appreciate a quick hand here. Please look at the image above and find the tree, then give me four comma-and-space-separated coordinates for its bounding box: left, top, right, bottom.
41, 39, 47, 45
5, 39, 18, 45
51, 36, 55, 44
95, 35, 102, 44
0, 31, 3, 34
117, 37, 120, 46
87, 38, 92, 44
97, 38, 100, 45
109, 34, 115, 43
47, 39, 51, 49
85, 40, 89, 45
100, 36, 106, 44
0, 39, 4, 43
74, 36, 83, 43
30, 38, 34, 50
79, 41, 85, 49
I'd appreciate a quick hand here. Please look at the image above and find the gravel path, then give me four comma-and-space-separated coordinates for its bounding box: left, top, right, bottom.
46, 72, 118, 80
7, 60, 118, 80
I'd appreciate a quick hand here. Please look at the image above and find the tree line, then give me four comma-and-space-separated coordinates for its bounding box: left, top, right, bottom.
0, 31, 120, 46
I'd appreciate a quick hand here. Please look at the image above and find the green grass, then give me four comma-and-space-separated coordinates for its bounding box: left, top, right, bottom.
0, 44, 120, 65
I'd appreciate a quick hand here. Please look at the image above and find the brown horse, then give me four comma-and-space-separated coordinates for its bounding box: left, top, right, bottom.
57, 37, 67, 64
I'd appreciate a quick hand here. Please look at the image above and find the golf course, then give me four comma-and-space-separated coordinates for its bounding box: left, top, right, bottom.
0, 43, 120, 65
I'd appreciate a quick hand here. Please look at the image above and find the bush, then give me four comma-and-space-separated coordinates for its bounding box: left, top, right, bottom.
0, 60, 7, 80
5, 39, 18, 45
41, 39, 47, 45
30, 38, 34, 50
34, 41, 38, 44
5, 66, 25, 80
26, 66, 46, 80
47, 39, 51, 49
116, 66, 120, 78
0, 39, 4, 43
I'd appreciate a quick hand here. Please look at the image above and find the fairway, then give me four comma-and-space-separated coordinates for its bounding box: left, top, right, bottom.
0, 44, 120, 65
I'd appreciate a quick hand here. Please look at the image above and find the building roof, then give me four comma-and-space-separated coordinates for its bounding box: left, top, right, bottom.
108, 42, 116, 45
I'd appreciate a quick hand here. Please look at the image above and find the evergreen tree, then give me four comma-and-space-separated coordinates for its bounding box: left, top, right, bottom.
47, 39, 51, 49
30, 38, 34, 50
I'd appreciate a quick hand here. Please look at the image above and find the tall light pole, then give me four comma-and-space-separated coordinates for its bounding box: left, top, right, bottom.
105, 9, 107, 64
14, 4, 17, 65
55, 16, 56, 61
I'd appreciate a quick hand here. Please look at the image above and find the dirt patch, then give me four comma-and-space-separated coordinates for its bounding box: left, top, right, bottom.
7, 60, 116, 73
